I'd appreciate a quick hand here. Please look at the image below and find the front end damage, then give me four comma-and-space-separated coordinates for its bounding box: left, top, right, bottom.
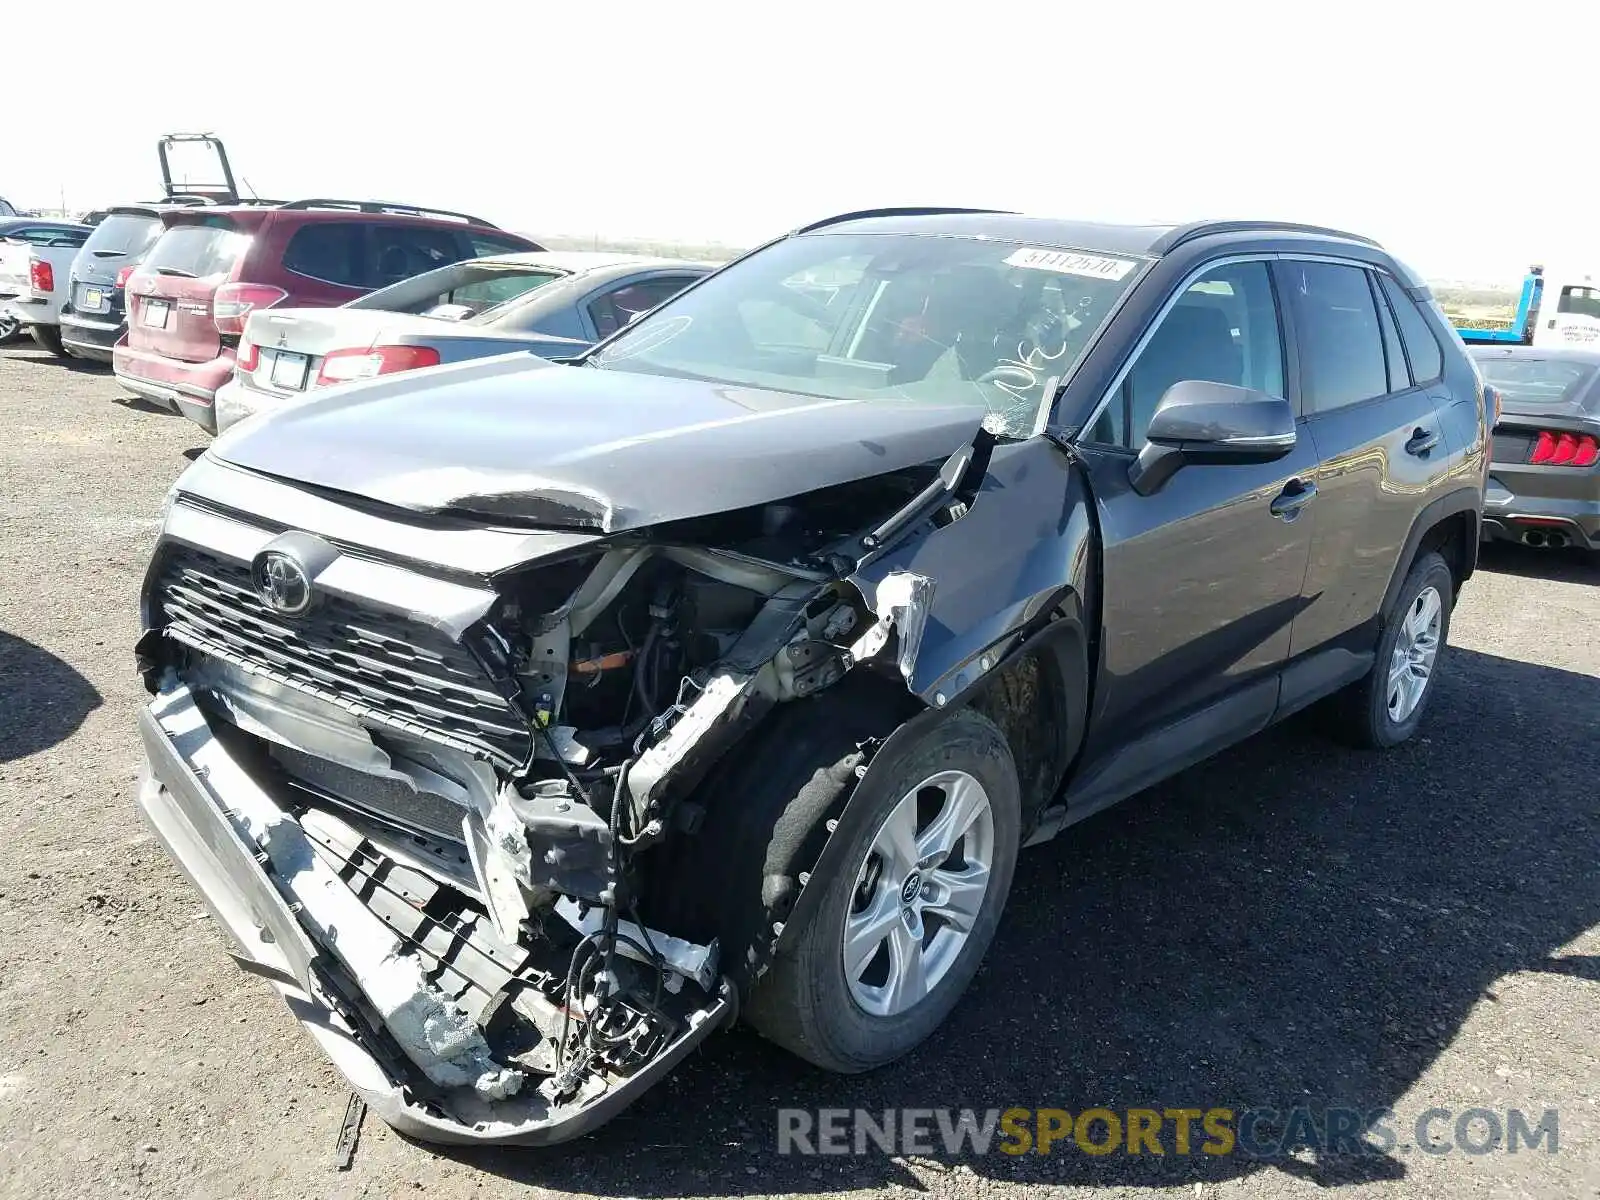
134, 439, 988, 1144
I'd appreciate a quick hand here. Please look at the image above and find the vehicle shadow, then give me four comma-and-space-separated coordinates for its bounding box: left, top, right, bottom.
446, 646, 1598, 1192
1479, 540, 1599, 586
0, 629, 102, 763
0, 343, 113, 375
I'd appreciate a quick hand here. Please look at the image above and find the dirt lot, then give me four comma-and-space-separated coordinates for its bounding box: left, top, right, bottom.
0, 342, 1595, 1200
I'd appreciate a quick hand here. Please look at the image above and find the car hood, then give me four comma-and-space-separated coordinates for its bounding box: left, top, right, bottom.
211, 354, 988, 532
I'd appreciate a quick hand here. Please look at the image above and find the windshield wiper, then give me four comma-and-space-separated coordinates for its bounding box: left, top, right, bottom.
153, 266, 197, 278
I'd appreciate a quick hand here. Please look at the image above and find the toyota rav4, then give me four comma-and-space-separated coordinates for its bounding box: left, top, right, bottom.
134, 210, 1489, 1146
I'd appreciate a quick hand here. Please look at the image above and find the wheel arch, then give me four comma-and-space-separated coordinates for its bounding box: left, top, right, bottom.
1380, 489, 1482, 623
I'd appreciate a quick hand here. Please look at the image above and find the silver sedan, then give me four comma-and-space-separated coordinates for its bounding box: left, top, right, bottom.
213, 251, 715, 433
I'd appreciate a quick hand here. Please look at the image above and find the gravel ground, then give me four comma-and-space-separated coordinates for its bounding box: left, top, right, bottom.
0, 341, 1595, 1200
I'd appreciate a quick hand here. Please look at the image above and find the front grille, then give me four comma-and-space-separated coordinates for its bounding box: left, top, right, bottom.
156, 545, 530, 762
1492, 429, 1535, 464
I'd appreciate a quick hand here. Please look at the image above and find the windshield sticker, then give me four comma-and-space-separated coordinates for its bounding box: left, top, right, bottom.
1004, 248, 1136, 281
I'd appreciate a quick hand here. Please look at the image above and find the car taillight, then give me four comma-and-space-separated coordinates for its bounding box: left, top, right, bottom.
1484, 383, 1502, 426
236, 340, 259, 372
114, 266, 135, 290
213, 283, 287, 336
29, 258, 54, 292
315, 345, 442, 387
1529, 431, 1598, 466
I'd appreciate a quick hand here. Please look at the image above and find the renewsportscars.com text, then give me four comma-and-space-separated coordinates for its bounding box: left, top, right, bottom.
776, 1106, 1560, 1158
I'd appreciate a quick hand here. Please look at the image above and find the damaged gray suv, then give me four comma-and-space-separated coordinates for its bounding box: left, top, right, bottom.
135, 209, 1489, 1145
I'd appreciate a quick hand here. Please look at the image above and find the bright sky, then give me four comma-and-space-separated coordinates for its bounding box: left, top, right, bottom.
16, 0, 1596, 283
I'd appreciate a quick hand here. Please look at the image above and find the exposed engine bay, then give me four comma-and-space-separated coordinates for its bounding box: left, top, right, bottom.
136, 447, 982, 1140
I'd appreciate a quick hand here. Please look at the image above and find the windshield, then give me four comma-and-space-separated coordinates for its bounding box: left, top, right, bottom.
81, 213, 163, 258
143, 219, 249, 279
1476, 356, 1598, 407
591, 232, 1146, 436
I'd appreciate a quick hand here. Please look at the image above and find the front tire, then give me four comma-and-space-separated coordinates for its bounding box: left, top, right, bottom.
1329, 550, 1453, 748
746, 705, 1021, 1073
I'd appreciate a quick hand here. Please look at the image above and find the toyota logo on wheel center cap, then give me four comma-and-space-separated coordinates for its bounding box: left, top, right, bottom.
900, 873, 923, 906
254, 550, 313, 616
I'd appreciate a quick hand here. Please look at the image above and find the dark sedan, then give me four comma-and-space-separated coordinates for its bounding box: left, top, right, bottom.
1470, 345, 1600, 552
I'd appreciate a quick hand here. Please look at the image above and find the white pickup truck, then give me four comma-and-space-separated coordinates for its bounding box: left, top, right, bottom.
0, 222, 93, 352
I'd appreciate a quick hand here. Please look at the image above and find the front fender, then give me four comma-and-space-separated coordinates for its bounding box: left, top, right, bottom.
851, 438, 1094, 705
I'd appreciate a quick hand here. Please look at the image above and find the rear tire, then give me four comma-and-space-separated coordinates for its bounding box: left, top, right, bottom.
1328, 551, 1453, 749
29, 324, 68, 357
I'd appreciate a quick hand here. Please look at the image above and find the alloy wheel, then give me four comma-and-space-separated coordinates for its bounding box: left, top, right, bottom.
841, 769, 995, 1018
1387, 585, 1443, 723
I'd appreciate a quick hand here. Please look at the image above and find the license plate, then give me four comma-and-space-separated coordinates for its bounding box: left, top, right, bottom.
270, 350, 309, 390
141, 299, 170, 329
81, 287, 106, 311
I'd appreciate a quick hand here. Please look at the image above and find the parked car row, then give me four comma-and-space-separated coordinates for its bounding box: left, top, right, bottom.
5, 135, 715, 435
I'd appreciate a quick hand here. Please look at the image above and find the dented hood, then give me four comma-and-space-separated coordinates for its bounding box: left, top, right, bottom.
212, 354, 987, 531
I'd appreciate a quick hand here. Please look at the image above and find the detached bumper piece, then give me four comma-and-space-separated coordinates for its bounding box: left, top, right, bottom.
136, 683, 733, 1146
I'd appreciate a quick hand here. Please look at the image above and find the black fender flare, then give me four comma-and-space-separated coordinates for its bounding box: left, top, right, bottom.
1379, 487, 1482, 623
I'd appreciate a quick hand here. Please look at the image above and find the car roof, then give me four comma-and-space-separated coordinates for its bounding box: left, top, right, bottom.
1469, 344, 1600, 366
0, 218, 91, 234
796, 209, 1382, 257
475, 250, 715, 274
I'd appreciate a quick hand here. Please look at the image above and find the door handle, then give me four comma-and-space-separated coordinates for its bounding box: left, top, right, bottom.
1270, 478, 1318, 520
1405, 427, 1439, 457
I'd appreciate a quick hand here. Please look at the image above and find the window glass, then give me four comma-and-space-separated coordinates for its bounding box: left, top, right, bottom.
282, 222, 367, 287
1557, 285, 1600, 319
142, 220, 249, 278
3, 226, 88, 247
1092, 260, 1284, 446
1372, 275, 1409, 392
588, 275, 699, 338
449, 269, 561, 312
1474, 355, 1597, 406
1379, 274, 1444, 383
80, 213, 162, 258
468, 233, 535, 258
369, 224, 464, 287
593, 233, 1146, 438
1285, 261, 1388, 413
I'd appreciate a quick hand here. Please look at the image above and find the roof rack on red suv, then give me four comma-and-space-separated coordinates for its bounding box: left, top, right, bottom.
275, 199, 499, 226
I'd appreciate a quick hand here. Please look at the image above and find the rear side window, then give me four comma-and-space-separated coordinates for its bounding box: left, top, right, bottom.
1379, 274, 1444, 384
370, 224, 464, 288
282, 222, 367, 288
588, 275, 700, 338
81, 213, 162, 258
1283, 261, 1388, 414
142, 220, 249, 278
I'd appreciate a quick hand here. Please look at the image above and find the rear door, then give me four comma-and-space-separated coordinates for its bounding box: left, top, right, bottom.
1280, 258, 1455, 656
1071, 258, 1319, 795
126, 216, 255, 362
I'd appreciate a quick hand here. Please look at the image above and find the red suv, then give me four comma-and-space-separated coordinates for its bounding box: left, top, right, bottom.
113, 200, 540, 431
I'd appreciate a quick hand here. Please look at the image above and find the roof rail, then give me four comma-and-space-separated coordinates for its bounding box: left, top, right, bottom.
1151, 220, 1381, 254
275, 198, 498, 227
794, 206, 1015, 235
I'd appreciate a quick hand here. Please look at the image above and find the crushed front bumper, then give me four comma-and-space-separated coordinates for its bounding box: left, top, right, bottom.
136, 683, 734, 1146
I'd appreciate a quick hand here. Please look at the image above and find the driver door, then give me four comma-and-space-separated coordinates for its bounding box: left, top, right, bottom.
1069, 259, 1318, 798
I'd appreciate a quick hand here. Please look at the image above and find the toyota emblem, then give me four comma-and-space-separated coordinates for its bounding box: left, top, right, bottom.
254, 550, 313, 616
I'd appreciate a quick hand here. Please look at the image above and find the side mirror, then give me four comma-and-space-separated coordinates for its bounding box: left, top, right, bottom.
423, 302, 475, 322
1128, 379, 1296, 496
